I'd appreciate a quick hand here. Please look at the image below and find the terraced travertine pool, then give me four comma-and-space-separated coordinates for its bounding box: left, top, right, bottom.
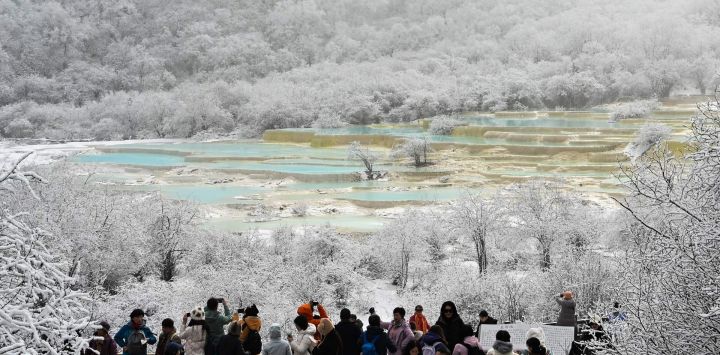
73, 108, 692, 233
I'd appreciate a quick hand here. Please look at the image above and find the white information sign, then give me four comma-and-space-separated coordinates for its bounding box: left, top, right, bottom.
478, 323, 574, 355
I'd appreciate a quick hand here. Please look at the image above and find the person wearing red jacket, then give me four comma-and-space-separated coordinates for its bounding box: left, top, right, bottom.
297, 301, 329, 341
408, 305, 429, 334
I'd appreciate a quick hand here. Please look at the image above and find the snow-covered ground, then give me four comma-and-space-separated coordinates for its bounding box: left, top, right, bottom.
365, 279, 402, 320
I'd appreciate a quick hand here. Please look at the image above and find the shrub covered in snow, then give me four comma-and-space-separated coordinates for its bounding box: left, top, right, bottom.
428, 115, 467, 135
624, 123, 672, 159
0, 153, 94, 353
610, 99, 660, 121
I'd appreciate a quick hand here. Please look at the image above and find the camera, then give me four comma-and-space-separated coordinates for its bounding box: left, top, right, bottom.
185, 312, 191, 318
237, 308, 245, 314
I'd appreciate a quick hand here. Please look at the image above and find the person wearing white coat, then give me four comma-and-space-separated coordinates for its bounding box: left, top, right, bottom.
179, 307, 208, 355
289, 315, 318, 355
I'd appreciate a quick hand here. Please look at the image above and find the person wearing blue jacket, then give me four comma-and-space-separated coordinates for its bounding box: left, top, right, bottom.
114, 309, 157, 355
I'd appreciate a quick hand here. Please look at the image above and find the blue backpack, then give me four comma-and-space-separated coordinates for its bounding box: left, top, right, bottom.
361, 333, 381, 355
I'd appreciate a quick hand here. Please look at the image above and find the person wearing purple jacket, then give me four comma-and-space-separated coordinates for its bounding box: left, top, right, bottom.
382, 307, 415, 355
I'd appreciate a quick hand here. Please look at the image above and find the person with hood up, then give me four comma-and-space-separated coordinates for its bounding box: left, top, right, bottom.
451, 325, 484, 355
238, 305, 262, 355
205, 298, 233, 353
83, 321, 118, 355
408, 306, 429, 334
554, 292, 576, 328
419, 325, 451, 355
217, 321, 245, 355
114, 309, 157, 355
156, 318, 181, 355
179, 307, 208, 355
263, 323, 293, 355
485, 330, 516, 355
519, 328, 551, 355
290, 315, 318, 355
435, 301, 465, 351
382, 307, 415, 355
313, 318, 343, 355
298, 301, 330, 341
361, 314, 396, 355
335, 309, 362, 355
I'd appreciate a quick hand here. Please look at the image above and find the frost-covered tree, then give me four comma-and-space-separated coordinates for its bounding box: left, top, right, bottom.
452, 193, 503, 276
611, 96, 720, 354
428, 115, 467, 135
508, 180, 574, 270
391, 137, 431, 167
0, 153, 93, 354
347, 141, 380, 179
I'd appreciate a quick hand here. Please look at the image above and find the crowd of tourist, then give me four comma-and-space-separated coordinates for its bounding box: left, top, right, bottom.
84, 290, 620, 355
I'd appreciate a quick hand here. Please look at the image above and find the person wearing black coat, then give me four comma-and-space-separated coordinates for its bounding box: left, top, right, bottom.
361, 315, 397, 355
473, 310, 498, 337
435, 301, 465, 351
217, 322, 245, 355
336, 309, 362, 355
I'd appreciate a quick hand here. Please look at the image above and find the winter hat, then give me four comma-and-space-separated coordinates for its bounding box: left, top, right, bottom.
99, 321, 111, 331
340, 308, 351, 321
526, 327, 546, 346
479, 310, 489, 317
269, 323, 282, 339
244, 304, 260, 317
190, 307, 205, 321
317, 318, 334, 336
130, 309, 145, 318
165, 341, 183, 355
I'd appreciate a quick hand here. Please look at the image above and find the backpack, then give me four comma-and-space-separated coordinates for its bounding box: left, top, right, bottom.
421, 342, 439, 355
243, 329, 263, 355
361, 333, 381, 355
459, 342, 485, 355
125, 329, 147, 355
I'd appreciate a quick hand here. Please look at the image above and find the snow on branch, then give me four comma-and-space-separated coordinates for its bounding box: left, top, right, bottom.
0, 152, 94, 353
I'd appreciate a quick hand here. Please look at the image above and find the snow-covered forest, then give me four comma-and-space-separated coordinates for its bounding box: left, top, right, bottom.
2, 0, 720, 139
1, 1, 720, 355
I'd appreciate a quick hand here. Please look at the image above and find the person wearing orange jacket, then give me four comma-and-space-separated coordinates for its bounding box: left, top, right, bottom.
408, 305, 429, 334
297, 301, 330, 341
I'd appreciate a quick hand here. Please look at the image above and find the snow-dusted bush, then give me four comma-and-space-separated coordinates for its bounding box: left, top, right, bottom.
312, 112, 347, 129
610, 99, 660, 121
428, 115, 467, 135
0, 154, 94, 353
391, 137, 431, 167
624, 123, 672, 160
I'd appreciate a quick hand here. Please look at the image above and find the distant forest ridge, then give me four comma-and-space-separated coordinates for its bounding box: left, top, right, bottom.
1, 0, 718, 139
